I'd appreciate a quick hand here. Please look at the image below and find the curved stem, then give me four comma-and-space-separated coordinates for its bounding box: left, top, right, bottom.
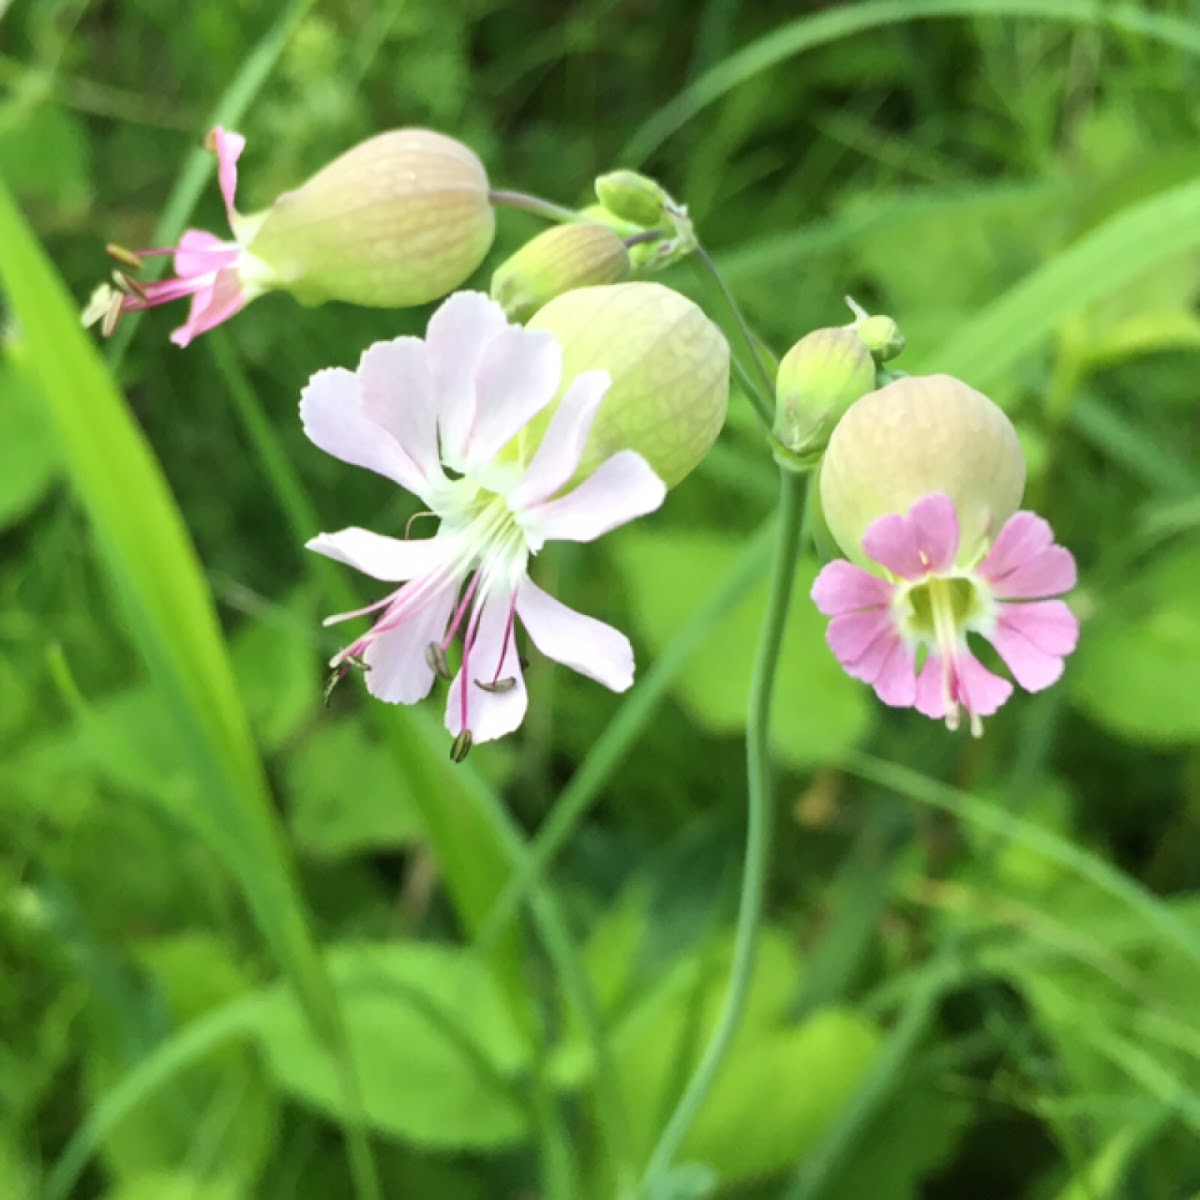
692, 243, 777, 426
641, 467, 808, 1189
489, 188, 590, 224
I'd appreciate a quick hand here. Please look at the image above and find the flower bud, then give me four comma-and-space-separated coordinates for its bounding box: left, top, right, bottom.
773, 327, 875, 463
490, 223, 630, 322
594, 170, 669, 228
248, 129, 495, 308
844, 296, 905, 363
820, 374, 1025, 567
528, 282, 729, 487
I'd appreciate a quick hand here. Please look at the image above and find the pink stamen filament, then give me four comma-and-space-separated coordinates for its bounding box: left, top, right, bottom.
490, 590, 520, 685
441, 571, 482, 651
458, 595, 487, 735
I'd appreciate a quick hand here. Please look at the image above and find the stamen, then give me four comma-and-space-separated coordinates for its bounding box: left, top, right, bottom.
475, 677, 516, 693
425, 642, 452, 680
106, 243, 144, 271
450, 729, 473, 763
322, 653, 369, 706
487, 590, 520, 687
101, 292, 125, 338
441, 571, 482, 651
404, 510, 439, 539
118, 272, 150, 302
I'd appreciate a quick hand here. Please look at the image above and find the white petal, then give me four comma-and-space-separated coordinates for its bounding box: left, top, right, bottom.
358, 337, 443, 485
425, 292, 510, 466
306, 528, 448, 581
517, 578, 633, 692
508, 370, 610, 509
300, 367, 427, 496
364, 584, 458, 704
462, 326, 562, 471
445, 586, 528, 744
521, 451, 666, 545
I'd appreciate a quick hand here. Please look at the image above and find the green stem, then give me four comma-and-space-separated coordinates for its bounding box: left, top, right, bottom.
641, 467, 807, 1190
489, 188, 591, 224
692, 244, 777, 426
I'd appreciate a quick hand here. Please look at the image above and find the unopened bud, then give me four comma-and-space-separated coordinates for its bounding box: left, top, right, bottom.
490, 223, 630, 322
820, 374, 1026, 567
528, 282, 729, 488
774, 327, 875, 463
594, 170, 670, 228
250, 129, 495, 308
844, 296, 905, 363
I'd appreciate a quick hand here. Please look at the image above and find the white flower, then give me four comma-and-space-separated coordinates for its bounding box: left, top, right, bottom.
302, 291, 667, 751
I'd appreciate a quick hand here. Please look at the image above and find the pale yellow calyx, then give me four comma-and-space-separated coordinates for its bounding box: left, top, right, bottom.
490, 223, 630, 322
248, 129, 495, 308
819, 373, 1026, 567
527, 282, 729, 488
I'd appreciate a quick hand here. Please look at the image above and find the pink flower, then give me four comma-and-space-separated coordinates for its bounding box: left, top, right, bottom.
811, 492, 1078, 736
302, 291, 667, 755
103, 128, 276, 347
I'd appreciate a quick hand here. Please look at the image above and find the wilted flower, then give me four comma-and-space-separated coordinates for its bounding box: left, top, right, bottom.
92, 127, 495, 347
303, 291, 666, 753
811, 374, 1078, 734
812, 493, 1078, 735
528, 282, 729, 487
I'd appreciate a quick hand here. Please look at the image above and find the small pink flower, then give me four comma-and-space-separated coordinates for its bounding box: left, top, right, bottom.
303, 291, 667, 754
105, 128, 275, 347
812, 492, 1078, 735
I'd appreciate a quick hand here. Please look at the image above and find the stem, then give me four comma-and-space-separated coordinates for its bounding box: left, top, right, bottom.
489, 188, 590, 224
641, 467, 807, 1189
692, 243, 777, 425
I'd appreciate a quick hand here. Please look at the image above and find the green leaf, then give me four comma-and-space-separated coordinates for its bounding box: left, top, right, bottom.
286, 719, 423, 860
611, 531, 872, 766
1071, 544, 1200, 744
255, 944, 531, 1149
0, 357, 59, 530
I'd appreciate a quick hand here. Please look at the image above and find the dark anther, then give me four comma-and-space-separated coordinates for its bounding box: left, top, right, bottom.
105, 243, 144, 271
475, 677, 516, 694
425, 642, 452, 679
450, 729, 473, 763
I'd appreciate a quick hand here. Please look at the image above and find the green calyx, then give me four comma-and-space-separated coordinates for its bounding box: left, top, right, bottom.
527, 281, 730, 488
490, 223, 630, 322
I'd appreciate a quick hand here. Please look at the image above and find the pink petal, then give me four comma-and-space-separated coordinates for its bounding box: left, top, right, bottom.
462, 326, 562, 471
508, 370, 610, 510
826, 608, 897, 668
358, 337, 442, 485
986, 599, 1079, 692
521, 451, 665, 545
871, 637, 919, 707
306, 528, 447, 582
174, 229, 239, 278
300, 367, 429, 497
811, 560, 893, 616
955, 647, 1013, 718
363, 584, 458, 705
446, 587, 528, 744
425, 292, 510, 465
915, 655, 949, 720
863, 493, 960, 580
169, 266, 246, 346
516, 577, 634, 692
209, 126, 246, 229
980, 512, 1076, 599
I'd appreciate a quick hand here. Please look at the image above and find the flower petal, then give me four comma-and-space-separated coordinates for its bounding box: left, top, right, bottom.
300, 367, 428, 496
170, 266, 246, 347
871, 636, 919, 707
363, 584, 457, 705
425, 292, 510, 465
811, 559, 894, 616
955, 647, 1013, 718
826, 608, 897, 669
980, 512, 1076, 599
831, 619, 918, 707
463, 326, 562, 471
987, 599, 1079, 692
209, 126, 245, 229
862, 493, 960, 579
306, 527, 448, 582
508, 370, 611, 510
446, 587, 528, 744
521, 451, 666, 545
516, 577, 634, 692
174, 229, 239, 278
358, 337, 442, 486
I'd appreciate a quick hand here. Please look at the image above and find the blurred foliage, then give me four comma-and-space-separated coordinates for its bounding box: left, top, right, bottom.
3, 0, 1200, 1198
